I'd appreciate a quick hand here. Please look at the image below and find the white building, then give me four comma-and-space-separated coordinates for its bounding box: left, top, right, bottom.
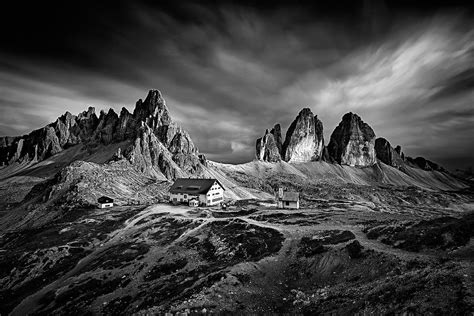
169, 178, 225, 207
188, 199, 199, 207
276, 187, 300, 209
97, 196, 114, 208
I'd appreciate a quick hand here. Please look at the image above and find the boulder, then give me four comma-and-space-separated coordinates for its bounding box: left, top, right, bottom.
327, 112, 376, 167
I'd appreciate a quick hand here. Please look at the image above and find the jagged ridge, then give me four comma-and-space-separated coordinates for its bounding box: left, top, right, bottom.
0, 90, 205, 179
256, 109, 447, 172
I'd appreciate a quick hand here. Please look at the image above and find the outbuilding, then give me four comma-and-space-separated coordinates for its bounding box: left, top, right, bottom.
276, 188, 300, 209
97, 196, 114, 208
169, 178, 225, 207
188, 199, 199, 207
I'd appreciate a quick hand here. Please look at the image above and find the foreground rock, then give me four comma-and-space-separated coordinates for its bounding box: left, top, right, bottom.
327, 112, 376, 167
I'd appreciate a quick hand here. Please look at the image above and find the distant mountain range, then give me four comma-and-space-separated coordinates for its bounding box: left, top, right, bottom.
0, 89, 469, 232
1, 89, 445, 183
255, 108, 445, 172
0, 90, 206, 180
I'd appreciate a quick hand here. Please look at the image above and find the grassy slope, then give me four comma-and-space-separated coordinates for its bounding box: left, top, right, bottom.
211, 160, 468, 191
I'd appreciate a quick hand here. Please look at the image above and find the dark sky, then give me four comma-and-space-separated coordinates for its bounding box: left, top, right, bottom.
0, 0, 473, 170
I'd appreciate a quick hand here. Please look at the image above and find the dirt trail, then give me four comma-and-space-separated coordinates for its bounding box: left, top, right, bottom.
10, 203, 467, 315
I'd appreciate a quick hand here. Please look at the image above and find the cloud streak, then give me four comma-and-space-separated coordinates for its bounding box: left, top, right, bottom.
0, 2, 472, 169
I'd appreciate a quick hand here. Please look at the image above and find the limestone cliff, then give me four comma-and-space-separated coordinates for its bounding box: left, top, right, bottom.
281, 108, 324, 163
0, 90, 205, 180
256, 128, 282, 162
327, 112, 376, 167
375, 137, 404, 168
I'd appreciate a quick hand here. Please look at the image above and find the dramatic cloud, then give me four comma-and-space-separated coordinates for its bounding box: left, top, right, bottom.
0, 1, 472, 169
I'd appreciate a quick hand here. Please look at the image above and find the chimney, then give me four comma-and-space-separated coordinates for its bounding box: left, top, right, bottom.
278, 187, 283, 199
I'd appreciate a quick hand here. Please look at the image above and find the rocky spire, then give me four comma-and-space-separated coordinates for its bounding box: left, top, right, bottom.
256, 129, 282, 162
281, 108, 324, 163
375, 137, 404, 168
270, 124, 283, 154
132, 90, 171, 132
0, 89, 205, 180
327, 112, 376, 167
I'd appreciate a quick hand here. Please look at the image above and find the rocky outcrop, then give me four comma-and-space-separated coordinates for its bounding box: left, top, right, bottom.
405, 156, 445, 172
281, 108, 324, 163
271, 124, 283, 154
0, 108, 100, 165
125, 123, 184, 179
94, 109, 120, 145
256, 128, 282, 162
327, 113, 376, 167
0, 90, 205, 180
375, 139, 446, 172
255, 108, 325, 163
394, 145, 405, 160
252, 109, 447, 172
375, 137, 404, 168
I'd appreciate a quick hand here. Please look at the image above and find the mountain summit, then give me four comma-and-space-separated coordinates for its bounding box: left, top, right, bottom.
256, 108, 324, 163
0, 90, 205, 179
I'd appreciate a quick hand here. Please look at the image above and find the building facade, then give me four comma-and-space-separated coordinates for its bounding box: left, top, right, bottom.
276, 188, 300, 209
97, 196, 114, 208
169, 178, 225, 207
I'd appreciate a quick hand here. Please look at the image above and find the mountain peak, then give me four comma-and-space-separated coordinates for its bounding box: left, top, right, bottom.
327, 113, 376, 167
0, 89, 204, 179
256, 107, 324, 163
133, 89, 171, 130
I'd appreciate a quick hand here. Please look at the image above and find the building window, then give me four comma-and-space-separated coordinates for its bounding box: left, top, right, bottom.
184, 195, 187, 199
285, 201, 289, 206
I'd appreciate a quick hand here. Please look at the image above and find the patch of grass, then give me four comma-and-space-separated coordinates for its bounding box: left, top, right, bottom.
297, 237, 326, 257
365, 213, 474, 251
149, 218, 202, 245
79, 242, 149, 273
144, 257, 188, 281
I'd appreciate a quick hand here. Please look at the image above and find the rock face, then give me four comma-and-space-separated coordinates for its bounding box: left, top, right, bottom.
255, 125, 282, 162
281, 108, 324, 163
327, 113, 376, 167
255, 109, 324, 163
405, 156, 445, 172
375, 138, 404, 168
0, 90, 204, 179
253, 109, 446, 172
271, 124, 283, 154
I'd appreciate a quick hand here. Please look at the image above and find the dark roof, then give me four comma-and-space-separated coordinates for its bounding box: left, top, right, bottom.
98, 196, 114, 203
169, 178, 225, 194
282, 192, 299, 202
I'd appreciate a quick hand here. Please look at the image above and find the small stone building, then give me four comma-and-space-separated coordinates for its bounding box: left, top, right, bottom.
169, 178, 225, 207
276, 188, 300, 209
97, 196, 114, 208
